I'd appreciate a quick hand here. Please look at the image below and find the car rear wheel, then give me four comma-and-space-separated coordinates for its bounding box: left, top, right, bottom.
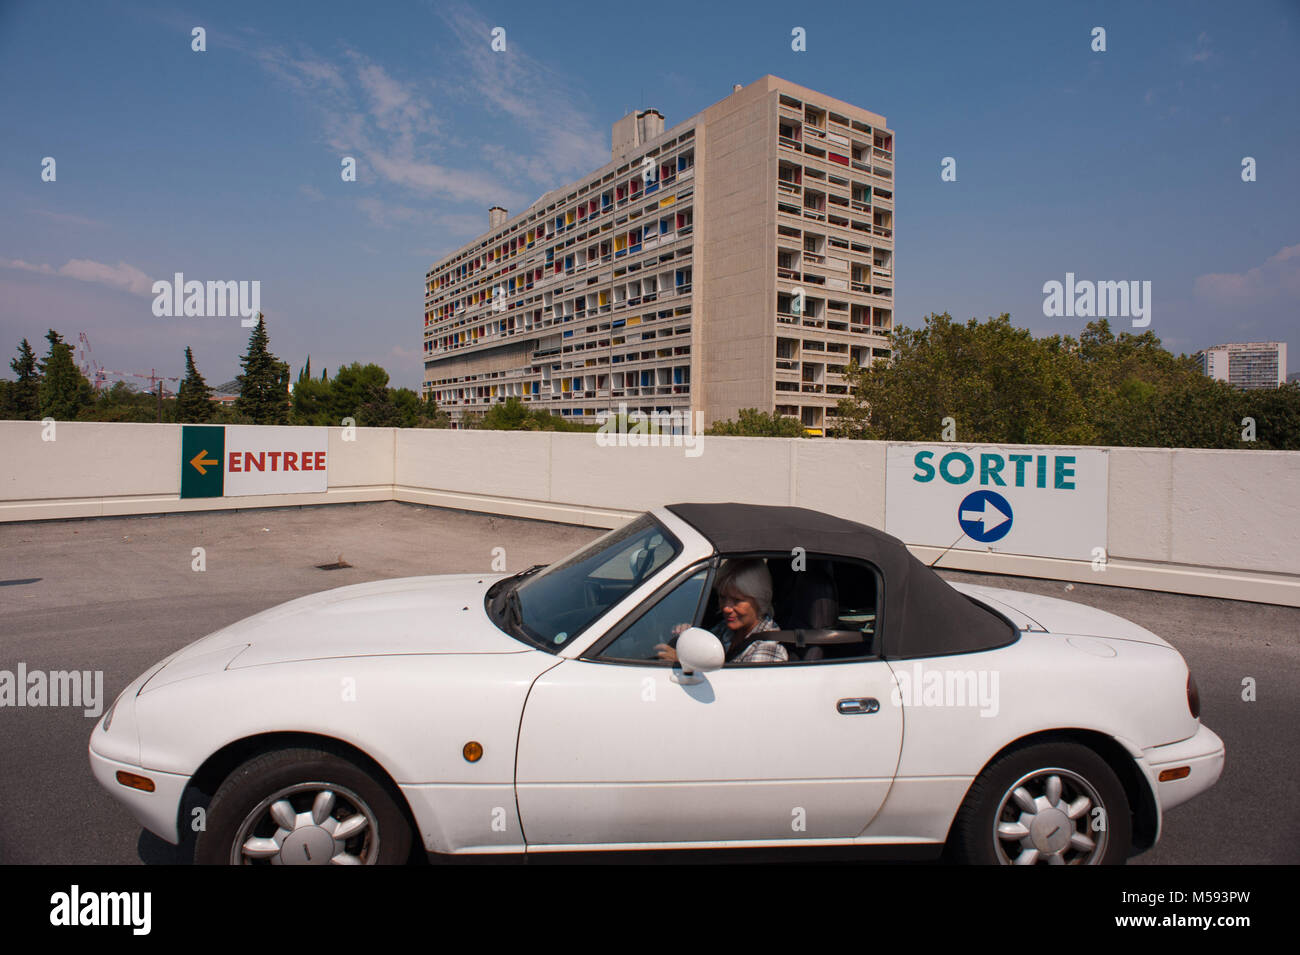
194, 747, 413, 865
948, 742, 1131, 865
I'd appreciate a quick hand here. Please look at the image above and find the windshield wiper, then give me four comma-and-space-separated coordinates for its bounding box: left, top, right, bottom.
505, 587, 523, 630
486, 563, 546, 603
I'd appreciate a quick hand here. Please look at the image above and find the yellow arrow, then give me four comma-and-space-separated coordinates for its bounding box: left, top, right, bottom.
190, 450, 218, 475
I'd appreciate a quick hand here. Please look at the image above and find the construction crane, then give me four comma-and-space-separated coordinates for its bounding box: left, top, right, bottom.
75, 333, 181, 420
128, 369, 181, 423
74, 332, 112, 391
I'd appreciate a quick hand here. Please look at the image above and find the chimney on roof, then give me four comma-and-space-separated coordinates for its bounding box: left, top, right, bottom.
488, 206, 507, 230
612, 108, 665, 162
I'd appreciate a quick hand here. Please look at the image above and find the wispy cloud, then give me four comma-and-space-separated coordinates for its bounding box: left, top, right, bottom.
436, 3, 609, 185
31, 209, 106, 228
1194, 244, 1300, 306
1190, 31, 1213, 63
353, 197, 487, 243
231, 2, 606, 217
0, 257, 153, 296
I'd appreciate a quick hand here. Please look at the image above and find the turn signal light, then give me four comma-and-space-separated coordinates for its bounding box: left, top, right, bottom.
115, 771, 156, 792
1158, 767, 1191, 782
463, 741, 483, 762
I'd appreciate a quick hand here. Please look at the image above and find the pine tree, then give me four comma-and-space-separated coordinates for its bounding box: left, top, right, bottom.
8, 338, 40, 419
37, 329, 93, 420
176, 346, 214, 422
297, 355, 311, 385
234, 314, 290, 424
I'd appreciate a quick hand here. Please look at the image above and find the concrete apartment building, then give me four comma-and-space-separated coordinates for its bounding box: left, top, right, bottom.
422, 75, 896, 434
1197, 342, 1287, 389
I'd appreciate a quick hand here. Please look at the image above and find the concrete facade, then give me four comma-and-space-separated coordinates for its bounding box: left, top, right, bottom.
1196, 341, 1288, 389
421, 75, 895, 435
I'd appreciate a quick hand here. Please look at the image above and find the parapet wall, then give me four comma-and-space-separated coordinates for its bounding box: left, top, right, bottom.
1, 421, 1296, 606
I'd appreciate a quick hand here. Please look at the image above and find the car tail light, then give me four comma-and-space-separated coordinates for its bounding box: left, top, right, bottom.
1187, 671, 1200, 719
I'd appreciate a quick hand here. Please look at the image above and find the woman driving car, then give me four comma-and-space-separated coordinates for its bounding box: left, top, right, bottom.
655, 558, 788, 664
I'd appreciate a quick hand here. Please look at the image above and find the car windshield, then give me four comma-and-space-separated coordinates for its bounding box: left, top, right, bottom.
495, 514, 680, 652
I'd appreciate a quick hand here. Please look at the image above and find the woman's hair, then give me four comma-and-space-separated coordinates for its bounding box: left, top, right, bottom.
715, 558, 773, 619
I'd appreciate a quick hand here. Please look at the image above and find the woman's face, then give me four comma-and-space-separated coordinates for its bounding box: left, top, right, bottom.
719, 588, 759, 633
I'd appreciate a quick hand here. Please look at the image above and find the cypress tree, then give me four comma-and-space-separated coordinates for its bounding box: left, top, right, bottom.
37, 329, 93, 420
177, 346, 214, 422
9, 338, 40, 419
234, 314, 290, 424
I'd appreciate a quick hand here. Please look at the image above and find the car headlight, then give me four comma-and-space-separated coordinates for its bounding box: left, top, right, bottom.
101, 692, 122, 732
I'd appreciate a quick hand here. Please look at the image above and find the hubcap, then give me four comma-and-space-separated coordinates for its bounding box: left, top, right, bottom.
229, 782, 380, 865
992, 767, 1106, 865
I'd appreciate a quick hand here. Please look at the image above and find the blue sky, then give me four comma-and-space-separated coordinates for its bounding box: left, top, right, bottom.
2, 0, 1297, 390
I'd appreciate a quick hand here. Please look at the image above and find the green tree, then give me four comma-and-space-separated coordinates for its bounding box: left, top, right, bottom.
37, 329, 94, 420
416, 393, 451, 429
235, 314, 290, 424
390, 387, 423, 428
706, 408, 806, 437
1074, 319, 1249, 448
479, 396, 533, 430
8, 338, 40, 419
176, 346, 214, 423
476, 396, 597, 431
328, 362, 391, 425
1240, 382, 1300, 449
77, 381, 166, 422
290, 375, 333, 425
837, 313, 1093, 444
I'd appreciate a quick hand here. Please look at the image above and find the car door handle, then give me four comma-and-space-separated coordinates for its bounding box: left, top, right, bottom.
837, 697, 879, 715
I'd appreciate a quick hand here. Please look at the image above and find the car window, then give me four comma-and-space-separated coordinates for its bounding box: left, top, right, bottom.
595, 569, 710, 663
722, 552, 881, 662
512, 514, 680, 651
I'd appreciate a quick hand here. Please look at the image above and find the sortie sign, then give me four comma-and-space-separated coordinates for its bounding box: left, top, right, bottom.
884, 444, 1108, 561
180, 425, 328, 498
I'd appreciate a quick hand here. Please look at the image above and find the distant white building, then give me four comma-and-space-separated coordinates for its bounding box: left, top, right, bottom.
1196, 342, 1287, 390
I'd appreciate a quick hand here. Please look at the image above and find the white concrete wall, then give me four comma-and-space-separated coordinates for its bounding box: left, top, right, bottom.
1, 421, 1296, 606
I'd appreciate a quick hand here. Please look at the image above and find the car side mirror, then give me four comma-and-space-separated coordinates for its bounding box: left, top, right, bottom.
674, 627, 724, 683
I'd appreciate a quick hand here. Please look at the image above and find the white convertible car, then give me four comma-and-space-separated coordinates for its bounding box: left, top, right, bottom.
89, 503, 1224, 865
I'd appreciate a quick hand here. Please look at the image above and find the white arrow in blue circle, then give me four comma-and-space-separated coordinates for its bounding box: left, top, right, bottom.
958, 490, 1014, 543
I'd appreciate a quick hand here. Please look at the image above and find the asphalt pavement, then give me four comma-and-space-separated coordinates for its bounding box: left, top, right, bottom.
1, 501, 1295, 864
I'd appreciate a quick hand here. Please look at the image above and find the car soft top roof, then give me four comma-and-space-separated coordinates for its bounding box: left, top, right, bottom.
665, 502, 1015, 659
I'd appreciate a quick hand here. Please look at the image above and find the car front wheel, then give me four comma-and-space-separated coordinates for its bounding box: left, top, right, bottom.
948, 742, 1131, 865
194, 747, 413, 865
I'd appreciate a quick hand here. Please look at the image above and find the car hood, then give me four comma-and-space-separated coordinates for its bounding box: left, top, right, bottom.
949, 582, 1175, 649
147, 574, 524, 682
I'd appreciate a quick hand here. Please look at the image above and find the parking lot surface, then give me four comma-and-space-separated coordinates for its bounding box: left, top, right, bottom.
1, 502, 1295, 864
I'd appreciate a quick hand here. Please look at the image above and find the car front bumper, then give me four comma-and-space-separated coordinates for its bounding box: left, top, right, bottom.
1142, 722, 1225, 815
88, 741, 189, 845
